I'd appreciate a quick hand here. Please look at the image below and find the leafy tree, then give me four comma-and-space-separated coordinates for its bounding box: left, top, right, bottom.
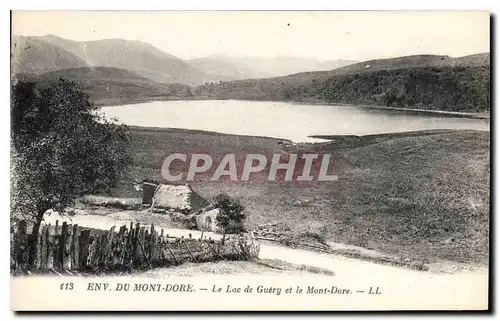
277, 87, 293, 100
11, 79, 131, 264
213, 193, 245, 244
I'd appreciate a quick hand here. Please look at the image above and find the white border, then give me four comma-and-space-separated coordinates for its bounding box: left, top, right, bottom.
2, 1, 497, 320
6, 0, 500, 10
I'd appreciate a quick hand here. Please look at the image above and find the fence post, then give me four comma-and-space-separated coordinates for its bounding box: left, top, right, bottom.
117, 225, 127, 265
46, 224, 55, 269
34, 224, 43, 269
38, 225, 47, 270
150, 224, 156, 263
103, 226, 116, 267
58, 222, 69, 270
65, 224, 74, 270
98, 233, 107, 266
133, 223, 140, 265
79, 229, 91, 268
15, 221, 27, 269
138, 226, 146, 265
72, 224, 80, 269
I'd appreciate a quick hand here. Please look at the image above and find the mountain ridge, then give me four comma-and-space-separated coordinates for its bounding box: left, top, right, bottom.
36, 35, 221, 85
219, 53, 490, 87
11, 35, 90, 75
12, 34, 360, 83
191, 55, 358, 79
192, 53, 490, 112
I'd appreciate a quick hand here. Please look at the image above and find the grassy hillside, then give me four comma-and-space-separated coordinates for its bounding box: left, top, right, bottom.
194, 63, 490, 112
315, 53, 490, 78
13, 37, 490, 113
243, 53, 490, 86
313, 66, 490, 112
11, 36, 89, 74
17, 35, 222, 85
104, 127, 490, 265
21, 67, 195, 102
455, 53, 491, 66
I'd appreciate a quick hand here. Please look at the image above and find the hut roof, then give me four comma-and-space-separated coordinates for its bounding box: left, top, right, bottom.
152, 184, 209, 213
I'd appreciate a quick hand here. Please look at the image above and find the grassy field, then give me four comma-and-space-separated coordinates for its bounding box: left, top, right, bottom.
105, 126, 490, 265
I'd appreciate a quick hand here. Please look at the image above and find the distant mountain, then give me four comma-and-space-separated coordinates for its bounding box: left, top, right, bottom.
37, 35, 223, 85
194, 55, 357, 79
187, 55, 268, 80
12, 34, 359, 84
11, 35, 89, 75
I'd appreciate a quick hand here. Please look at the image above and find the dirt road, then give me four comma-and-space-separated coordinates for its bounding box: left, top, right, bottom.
11, 212, 489, 311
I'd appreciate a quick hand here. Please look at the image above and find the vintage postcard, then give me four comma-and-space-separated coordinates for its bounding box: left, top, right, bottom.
10, 11, 490, 311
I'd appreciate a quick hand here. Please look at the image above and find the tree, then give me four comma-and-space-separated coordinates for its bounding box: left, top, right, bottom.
11, 79, 132, 265
213, 193, 245, 244
277, 87, 293, 100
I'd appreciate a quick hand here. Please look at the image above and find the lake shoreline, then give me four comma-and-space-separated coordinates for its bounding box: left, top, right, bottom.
288, 100, 490, 120
95, 96, 490, 120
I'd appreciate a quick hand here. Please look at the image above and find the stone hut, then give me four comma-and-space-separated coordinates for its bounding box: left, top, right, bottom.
142, 182, 209, 214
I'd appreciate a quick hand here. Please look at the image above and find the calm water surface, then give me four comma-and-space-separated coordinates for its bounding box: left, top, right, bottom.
100, 100, 489, 142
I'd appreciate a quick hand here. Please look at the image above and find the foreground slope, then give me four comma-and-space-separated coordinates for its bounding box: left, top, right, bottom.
105, 127, 489, 265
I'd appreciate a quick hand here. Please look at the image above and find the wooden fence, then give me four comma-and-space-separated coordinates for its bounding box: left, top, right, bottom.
11, 220, 259, 274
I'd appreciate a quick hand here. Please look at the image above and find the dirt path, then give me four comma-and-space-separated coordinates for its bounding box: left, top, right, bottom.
12, 211, 489, 310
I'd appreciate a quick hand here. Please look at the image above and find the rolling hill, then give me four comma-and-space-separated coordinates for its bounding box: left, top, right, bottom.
14, 34, 357, 84
11, 35, 89, 75
18, 67, 195, 104
229, 53, 491, 87
455, 53, 491, 66
194, 54, 490, 112
37, 35, 223, 85
315, 53, 490, 78
11, 34, 490, 112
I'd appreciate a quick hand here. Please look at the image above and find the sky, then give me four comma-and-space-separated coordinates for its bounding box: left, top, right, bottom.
12, 11, 490, 61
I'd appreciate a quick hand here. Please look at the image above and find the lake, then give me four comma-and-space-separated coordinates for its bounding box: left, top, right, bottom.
100, 100, 490, 142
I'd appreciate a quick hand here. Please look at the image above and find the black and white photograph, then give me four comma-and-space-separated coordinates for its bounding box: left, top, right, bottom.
9, 10, 490, 311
